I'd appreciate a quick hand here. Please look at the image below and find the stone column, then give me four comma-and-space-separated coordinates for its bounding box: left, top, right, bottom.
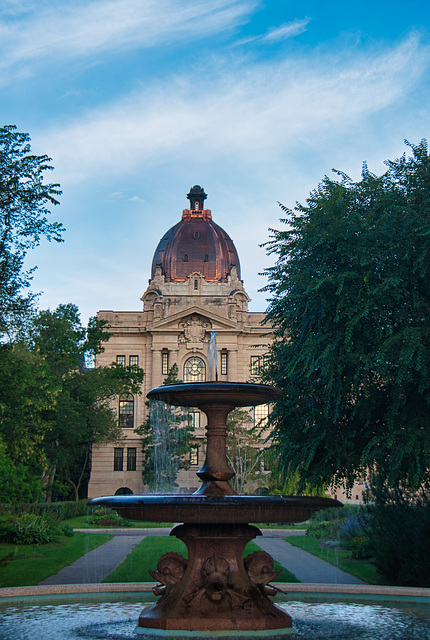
151, 349, 163, 388
228, 348, 238, 380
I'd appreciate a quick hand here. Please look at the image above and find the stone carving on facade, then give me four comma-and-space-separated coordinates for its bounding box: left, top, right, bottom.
179, 314, 211, 344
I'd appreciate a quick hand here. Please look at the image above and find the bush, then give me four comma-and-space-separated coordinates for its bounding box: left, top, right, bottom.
338, 514, 368, 543
349, 536, 372, 559
306, 520, 340, 539
0, 514, 60, 544
38, 499, 89, 520
88, 507, 127, 527
366, 483, 430, 587
58, 523, 74, 537
0, 499, 89, 520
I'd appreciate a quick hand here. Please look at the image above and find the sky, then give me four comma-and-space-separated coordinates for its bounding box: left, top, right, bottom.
2, 0, 430, 325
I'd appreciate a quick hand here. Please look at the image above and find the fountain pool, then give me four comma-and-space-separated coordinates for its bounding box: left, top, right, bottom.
0, 586, 429, 640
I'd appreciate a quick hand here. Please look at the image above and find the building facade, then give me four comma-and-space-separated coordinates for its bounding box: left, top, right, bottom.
88, 186, 273, 498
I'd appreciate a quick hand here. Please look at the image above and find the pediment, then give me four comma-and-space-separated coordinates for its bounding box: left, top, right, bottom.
148, 305, 241, 333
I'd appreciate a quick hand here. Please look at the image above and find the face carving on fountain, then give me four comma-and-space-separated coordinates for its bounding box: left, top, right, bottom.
201, 556, 229, 601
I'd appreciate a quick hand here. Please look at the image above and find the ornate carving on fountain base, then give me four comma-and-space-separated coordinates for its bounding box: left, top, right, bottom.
137, 523, 293, 633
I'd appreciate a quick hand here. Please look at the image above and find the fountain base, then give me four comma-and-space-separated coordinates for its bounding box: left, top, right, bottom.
134, 627, 296, 638
137, 523, 293, 634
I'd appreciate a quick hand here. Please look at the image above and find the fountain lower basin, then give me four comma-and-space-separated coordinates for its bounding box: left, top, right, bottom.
0, 586, 429, 640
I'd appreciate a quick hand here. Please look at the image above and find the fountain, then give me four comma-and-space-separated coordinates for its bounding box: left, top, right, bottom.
90, 381, 343, 637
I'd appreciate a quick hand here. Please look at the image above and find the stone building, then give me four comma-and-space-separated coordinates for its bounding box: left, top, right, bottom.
88, 186, 273, 498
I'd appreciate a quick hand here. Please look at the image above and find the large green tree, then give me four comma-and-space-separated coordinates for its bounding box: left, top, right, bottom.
30, 304, 145, 501
0, 125, 63, 339
0, 343, 57, 500
262, 140, 430, 492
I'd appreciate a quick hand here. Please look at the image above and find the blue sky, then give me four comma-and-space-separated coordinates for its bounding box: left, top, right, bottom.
2, 0, 430, 324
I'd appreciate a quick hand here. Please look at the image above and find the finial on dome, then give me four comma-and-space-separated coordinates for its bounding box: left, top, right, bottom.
187, 185, 207, 211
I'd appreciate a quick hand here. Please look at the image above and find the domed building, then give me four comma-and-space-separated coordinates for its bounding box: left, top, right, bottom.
88, 187, 273, 498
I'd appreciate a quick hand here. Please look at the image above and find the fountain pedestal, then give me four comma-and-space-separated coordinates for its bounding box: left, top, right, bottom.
137, 523, 292, 633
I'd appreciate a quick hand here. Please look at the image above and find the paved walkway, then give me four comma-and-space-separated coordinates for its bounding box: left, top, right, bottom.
39, 528, 364, 586
258, 531, 364, 584
39, 535, 146, 585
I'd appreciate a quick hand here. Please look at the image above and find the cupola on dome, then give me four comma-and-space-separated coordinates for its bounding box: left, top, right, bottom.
151, 186, 241, 283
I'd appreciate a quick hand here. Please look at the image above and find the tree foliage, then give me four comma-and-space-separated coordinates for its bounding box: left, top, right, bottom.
30, 304, 144, 501
262, 140, 430, 492
0, 125, 63, 339
0, 304, 144, 502
0, 343, 56, 469
226, 408, 267, 494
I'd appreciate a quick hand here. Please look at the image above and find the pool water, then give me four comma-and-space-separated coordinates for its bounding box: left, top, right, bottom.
0, 596, 429, 640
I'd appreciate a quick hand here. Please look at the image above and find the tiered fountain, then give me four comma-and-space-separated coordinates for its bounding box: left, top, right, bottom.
90, 382, 342, 637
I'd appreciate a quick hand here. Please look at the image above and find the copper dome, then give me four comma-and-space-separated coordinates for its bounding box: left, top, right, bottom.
151, 186, 241, 283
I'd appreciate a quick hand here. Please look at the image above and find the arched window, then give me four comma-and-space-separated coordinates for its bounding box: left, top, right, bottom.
119, 394, 134, 428
115, 486, 134, 495
183, 356, 206, 382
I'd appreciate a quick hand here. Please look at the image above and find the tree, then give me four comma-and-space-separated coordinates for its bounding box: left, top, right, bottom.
30, 304, 144, 501
226, 408, 267, 494
0, 343, 56, 498
0, 125, 63, 339
0, 438, 42, 503
262, 140, 430, 492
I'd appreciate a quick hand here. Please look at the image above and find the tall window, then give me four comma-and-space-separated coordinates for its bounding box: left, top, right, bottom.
129, 355, 139, 367
190, 446, 199, 466
162, 351, 169, 376
188, 410, 200, 429
114, 448, 123, 471
250, 354, 269, 376
119, 395, 134, 428
116, 355, 126, 367
254, 403, 269, 428
183, 356, 206, 382
221, 351, 228, 376
127, 447, 137, 471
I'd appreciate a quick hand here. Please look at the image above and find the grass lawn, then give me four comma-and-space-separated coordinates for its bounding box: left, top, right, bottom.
62, 515, 173, 529
0, 533, 112, 588
285, 535, 380, 584
65, 516, 306, 532
104, 537, 299, 583
255, 523, 308, 530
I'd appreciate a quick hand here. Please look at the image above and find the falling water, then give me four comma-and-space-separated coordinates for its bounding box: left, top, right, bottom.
208, 331, 217, 381
149, 400, 188, 493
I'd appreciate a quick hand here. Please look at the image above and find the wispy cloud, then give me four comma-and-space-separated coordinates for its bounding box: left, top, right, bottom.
236, 17, 311, 46
40, 34, 429, 182
262, 18, 311, 43
0, 0, 257, 85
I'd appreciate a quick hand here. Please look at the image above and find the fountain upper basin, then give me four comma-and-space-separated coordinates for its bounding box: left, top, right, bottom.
89, 494, 341, 524
146, 381, 283, 408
